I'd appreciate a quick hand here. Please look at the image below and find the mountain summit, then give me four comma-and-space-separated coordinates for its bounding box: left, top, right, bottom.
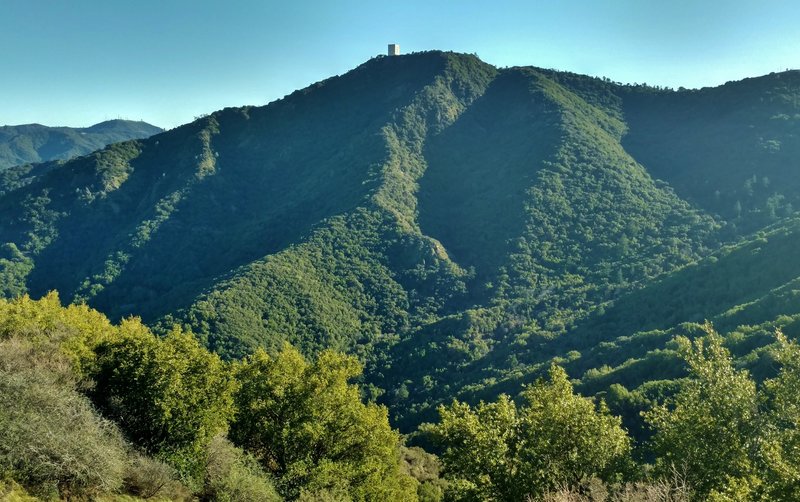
2, 51, 800, 429
0, 119, 163, 170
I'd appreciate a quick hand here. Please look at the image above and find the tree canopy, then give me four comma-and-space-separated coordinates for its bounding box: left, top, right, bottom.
230, 344, 418, 500
427, 364, 630, 500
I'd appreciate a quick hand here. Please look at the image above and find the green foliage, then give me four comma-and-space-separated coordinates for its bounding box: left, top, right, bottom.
0, 480, 41, 502
90, 321, 235, 477
639, 324, 800, 500
0, 308, 128, 499
122, 453, 191, 501
759, 331, 800, 500
0, 292, 116, 378
3, 53, 800, 439
0, 243, 33, 297
427, 365, 630, 501
621, 71, 800, 232
645, 325, 758, 498
230, 344, 417, 501
401, 447, 447, 502
3, 56, 800, 502
428, 395, 519, 501
378, 62, 718, 429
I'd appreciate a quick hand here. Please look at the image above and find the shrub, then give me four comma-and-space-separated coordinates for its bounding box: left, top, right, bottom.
123, 453, 191, 501
0, 365, 128, 498
202, 435, 281, 502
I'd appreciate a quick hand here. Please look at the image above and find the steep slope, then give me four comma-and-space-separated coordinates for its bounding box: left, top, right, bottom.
380, 67, 719, 427
176, 54, 498, 357
621, 72, 800, 233
2, 52, 800, 435
0, 120, 163, 170
0, 53, 496, 360
379, 71, 800, 429
30, 54, 460, 310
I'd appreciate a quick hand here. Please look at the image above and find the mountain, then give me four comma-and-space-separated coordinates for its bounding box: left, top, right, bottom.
2, 51, 800, 433
0, 119, 163, 170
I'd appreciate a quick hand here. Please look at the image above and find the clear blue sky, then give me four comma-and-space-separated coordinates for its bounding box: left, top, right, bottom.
2, 0, 799, 129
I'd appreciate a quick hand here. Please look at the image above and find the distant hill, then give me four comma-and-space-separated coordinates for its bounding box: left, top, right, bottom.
2, 52, 800, 434
0, 119, 163, 169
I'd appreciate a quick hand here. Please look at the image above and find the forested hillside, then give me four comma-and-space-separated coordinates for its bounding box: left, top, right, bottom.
0, 120, 162, 170
3, 52, 800, 500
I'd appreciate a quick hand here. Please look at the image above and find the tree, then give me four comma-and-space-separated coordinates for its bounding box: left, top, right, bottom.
91, 320, 235, 478
760, 331, 800, 500
515, 365, 631, 491
427, 395, 517, 501
230, 344, 417, 501
645, 324, 759, 499
0, 292, 115, 374
427, 364, 630, 501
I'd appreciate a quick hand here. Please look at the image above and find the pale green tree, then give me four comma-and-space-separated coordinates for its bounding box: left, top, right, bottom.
428, 364, 630, 501
645, 324, 760, 499
760, 330, 800, 500
230, 344, 417, 501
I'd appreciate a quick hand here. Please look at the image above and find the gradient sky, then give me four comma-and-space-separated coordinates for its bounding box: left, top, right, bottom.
2, 0, 799, 129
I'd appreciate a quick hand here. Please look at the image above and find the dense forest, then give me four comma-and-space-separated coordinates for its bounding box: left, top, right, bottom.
2, 51, 800, 500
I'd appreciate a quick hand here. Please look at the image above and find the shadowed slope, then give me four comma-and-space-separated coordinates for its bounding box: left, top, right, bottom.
418, 69, 562, 281
16, 54, 456, 321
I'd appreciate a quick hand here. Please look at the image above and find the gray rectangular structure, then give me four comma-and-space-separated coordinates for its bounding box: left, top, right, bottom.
388, 44, 400, 56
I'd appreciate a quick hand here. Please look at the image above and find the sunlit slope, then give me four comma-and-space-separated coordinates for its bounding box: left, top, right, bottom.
2, 53, 800, 433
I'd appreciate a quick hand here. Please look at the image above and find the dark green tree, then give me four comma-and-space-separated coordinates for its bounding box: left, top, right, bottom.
91, 321, 235, 478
